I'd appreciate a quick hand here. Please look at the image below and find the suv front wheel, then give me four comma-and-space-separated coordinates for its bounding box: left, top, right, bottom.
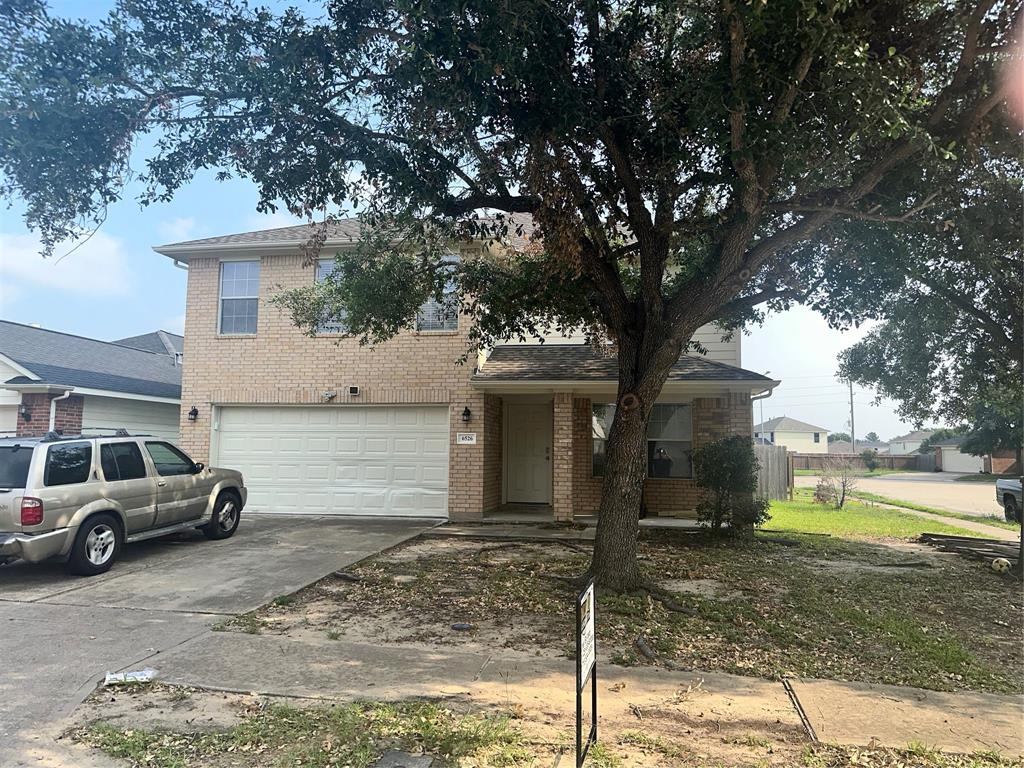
203, 492, 241, 540
68, 513, 122, 576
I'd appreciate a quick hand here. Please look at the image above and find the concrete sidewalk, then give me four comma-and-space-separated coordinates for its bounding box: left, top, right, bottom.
133, 631, 1023, 757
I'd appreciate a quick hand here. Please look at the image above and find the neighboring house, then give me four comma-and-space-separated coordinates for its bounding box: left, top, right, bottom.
829, 439, 889, 454
114, 330, 184, 360
154, 221, 778, 522
888, 430, 935, 455
753, 416, 829, 454
933, 436, 984, 473
0, 321, 182, 440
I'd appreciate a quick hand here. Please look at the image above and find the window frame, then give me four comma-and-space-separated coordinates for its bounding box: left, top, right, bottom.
813, 432, 820, 443
145, 441, 199, 477
43, 441, 94, 487
414, 254, 460, 333
100, 441, 149, 482
592, 403, 694, 480
218, 259, 261, 336
314, 258, 350, 335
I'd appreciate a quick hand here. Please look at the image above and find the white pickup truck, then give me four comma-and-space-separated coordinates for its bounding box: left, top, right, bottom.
996, 478, 1022, 523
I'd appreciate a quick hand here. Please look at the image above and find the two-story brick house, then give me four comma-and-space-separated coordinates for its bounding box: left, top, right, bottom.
155, 221, 777, 522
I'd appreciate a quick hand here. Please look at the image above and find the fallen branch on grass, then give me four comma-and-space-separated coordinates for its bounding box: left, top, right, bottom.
634, 635, 658, 662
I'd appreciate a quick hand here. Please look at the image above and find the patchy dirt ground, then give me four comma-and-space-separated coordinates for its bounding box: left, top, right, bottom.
69, 683, 1022, 768
219, 531, 1023, 694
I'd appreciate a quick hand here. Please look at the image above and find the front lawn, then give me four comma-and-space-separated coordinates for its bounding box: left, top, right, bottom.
222, 524, 1023, 694
766, 490, 1001, 538
76, 685, 1023, 768
955, 473, 1018, 483
848, 491, 1020, 533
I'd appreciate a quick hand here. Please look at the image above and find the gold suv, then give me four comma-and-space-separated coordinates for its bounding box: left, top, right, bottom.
0, 433, 246, 575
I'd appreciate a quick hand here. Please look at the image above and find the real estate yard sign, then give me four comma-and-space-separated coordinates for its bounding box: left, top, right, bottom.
576, 578, 597, 766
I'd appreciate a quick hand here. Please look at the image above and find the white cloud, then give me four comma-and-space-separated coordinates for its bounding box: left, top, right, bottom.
157, 217, 196, 241
0, 231, 132, 297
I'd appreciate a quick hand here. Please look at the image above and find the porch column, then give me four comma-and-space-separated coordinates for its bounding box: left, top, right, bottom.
552, 392, 575, 522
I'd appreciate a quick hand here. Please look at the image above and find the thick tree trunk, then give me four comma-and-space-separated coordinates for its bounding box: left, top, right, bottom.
589, 331, 688, 592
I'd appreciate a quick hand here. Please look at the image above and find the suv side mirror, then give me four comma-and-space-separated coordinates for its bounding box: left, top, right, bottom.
193, 462, 205, 473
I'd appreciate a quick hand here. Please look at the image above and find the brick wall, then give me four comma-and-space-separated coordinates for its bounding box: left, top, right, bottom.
16, 393, 84, 437
988, 450, 1022, 475
571, 392, 752, 518
552, 393, 575, 521
178, 253, 492, 520
482, 394, 503, 512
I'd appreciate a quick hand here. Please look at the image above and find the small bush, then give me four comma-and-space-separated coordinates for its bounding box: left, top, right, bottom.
861, 449, 880, 472
692, 436, 770, 533
814, 457, 857, 509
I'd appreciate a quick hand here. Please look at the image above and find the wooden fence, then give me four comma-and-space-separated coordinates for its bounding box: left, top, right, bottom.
755, 444, 792, 500
790, 452, 933, 471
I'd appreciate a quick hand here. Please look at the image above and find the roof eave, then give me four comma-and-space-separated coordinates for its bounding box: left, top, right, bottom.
153, 239, 364, 261
2, 382, 74, 395
472, 378, 779, 395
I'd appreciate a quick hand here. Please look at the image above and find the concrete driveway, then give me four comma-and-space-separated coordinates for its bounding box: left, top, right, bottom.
795, 471, 1004, 518
0, 514, 436, 765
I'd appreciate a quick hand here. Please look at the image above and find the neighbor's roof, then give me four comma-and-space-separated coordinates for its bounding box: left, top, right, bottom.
475, 344, 773, 383
0, 321, 182, 400
890, 429, 935, 442
113, 330, 184, 357
753, 416, 829, 433
933, 436, 967, 448
154, 214, 538, 258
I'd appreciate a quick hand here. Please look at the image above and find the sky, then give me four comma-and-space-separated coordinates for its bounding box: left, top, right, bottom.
0, 0, 930, 444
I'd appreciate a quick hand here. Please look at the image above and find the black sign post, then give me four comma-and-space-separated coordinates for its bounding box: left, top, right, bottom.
576, 577, 597, 767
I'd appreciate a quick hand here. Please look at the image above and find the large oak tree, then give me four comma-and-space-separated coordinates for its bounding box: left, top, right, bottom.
1, 0, 1017, 590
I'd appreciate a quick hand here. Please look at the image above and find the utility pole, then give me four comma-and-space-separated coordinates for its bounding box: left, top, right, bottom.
848, 379, 856, 453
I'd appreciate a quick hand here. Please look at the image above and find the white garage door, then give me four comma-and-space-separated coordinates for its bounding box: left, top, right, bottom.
941, 447, 984, 473
216, 405, 449, 517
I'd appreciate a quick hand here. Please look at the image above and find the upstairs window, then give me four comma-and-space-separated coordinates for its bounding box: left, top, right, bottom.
415, 255, 459, 331
315, 259, 349, 334
219, 260, 260, 334
813, 432, 821, 443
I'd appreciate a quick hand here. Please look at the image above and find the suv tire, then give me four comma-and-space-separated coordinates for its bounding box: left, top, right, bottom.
67, 513, 122, 576
203, 492, 241, 540
1004, 496, 1021, 524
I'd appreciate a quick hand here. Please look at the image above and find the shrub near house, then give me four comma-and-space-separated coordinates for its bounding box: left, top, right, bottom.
692, 436, 770, 532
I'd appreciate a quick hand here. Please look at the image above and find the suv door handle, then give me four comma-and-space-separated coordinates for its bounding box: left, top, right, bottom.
157, 480, 167, 487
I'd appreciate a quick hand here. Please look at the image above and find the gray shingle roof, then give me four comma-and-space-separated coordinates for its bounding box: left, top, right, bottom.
113, 330, 184, 356
890, 429, 935, 442
0, 321, 181, 399
155, 213, 539, 254
753, 416, 829, 433
158, 219, 365, 249
475, 344, 772, 382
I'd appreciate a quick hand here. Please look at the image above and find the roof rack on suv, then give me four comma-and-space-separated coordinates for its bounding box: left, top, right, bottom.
38, 429, 153, 443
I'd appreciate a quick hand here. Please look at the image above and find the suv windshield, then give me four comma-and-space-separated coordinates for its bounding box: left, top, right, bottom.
0, 445, 33, 489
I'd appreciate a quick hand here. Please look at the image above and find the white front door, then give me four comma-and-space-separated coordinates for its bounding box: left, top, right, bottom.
506, 403, 552, 503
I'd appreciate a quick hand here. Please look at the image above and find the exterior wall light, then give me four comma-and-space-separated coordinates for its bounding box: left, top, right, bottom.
187, 406, 199, 422
461, 406, 472, 423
